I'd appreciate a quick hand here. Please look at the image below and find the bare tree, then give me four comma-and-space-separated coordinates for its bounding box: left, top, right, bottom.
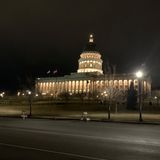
100, 64, 127, 119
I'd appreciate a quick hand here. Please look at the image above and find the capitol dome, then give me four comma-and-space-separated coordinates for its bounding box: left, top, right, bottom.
77, 34, 103, 75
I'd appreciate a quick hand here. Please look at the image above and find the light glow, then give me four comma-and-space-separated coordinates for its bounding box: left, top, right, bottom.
136, 71, 143, 78
89, 34, 94, 43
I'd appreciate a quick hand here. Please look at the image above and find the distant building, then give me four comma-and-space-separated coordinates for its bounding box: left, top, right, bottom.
35, 34, 151, 97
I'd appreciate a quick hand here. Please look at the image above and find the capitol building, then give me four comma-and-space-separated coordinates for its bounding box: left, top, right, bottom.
35, 34, 151, 97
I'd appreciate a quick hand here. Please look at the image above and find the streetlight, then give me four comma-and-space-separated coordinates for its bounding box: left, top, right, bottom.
27, 90, 32, 117
136, 71, 143, 79
136, 70, 143, 122
154, 96, 159, 107
102, 90, 110, 120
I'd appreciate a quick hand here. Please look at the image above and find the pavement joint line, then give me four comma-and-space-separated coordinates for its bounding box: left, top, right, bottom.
0, 142, 109, 160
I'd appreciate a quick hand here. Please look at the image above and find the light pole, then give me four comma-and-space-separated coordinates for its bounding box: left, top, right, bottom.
27, 91, 32, 117
102, 91, 110, 120
136, 71, 143, 122
154, 96, 159, 107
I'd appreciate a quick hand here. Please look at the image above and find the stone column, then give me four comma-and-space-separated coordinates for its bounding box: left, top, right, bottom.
82, 80, 84, 93
71, 81, 73, 93
78, 81, 80, 93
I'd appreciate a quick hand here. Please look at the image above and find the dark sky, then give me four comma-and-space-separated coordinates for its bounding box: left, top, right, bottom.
0, 0, 160, 91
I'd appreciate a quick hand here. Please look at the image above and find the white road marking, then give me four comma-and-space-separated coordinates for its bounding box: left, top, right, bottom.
0, 142, 108, 160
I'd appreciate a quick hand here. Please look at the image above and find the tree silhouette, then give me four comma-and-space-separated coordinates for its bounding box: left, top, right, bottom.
127, 81, 137, 110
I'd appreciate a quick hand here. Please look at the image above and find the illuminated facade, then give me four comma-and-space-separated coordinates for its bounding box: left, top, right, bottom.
35, 34, 151, 97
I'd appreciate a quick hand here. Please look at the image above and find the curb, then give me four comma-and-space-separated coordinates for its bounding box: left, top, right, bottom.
0, 115, 160, 125
27, 116, 160, 125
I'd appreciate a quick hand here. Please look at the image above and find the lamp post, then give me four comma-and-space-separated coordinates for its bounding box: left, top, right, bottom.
154, 96, 159, 107
102, 91, 110, 120
27, 91, 32, 117
136, 71, 143, 122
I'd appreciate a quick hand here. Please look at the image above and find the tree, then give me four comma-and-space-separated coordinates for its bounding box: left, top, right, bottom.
127, 81, 137, 110
75, 93, 86, 101
58, 92, 70, 102
99, 85, 127, 119
100, 63, 127, 118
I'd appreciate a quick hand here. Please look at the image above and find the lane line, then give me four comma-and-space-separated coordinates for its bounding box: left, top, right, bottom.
0, 142, 109, 160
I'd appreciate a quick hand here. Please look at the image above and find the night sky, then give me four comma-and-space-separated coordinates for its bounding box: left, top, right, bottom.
0, 0, 160, 91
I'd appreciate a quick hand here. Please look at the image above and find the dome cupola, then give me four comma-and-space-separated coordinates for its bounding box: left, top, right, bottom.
77, 34, 103, 74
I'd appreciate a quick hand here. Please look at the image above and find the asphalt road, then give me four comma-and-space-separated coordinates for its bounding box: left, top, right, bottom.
0, 118, 159, 160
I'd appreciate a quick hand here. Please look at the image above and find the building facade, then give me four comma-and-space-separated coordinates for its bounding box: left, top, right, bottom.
35, 34, 151, 97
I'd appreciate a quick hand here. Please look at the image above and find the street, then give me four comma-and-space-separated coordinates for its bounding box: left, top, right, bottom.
0, 118, 159, 160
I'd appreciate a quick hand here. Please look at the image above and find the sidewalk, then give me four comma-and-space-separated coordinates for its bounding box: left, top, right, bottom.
0, 109, 160, 124
31, 113, 160, 125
